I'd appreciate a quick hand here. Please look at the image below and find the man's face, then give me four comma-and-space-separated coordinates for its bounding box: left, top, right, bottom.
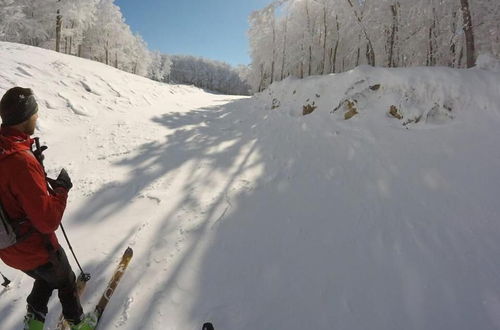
24, 112, 38, 135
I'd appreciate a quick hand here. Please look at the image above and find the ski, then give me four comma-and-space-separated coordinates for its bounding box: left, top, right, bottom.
55, 247, 133, 330
94, 246, 133, 328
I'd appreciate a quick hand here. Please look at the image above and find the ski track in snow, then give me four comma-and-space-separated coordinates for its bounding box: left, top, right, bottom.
0, 42, 500, 330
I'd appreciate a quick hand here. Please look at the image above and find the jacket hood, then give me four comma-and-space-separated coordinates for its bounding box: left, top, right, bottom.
0, 126, 32, 160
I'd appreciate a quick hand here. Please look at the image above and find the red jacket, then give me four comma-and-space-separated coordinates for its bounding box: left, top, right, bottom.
0, 125, 68, 271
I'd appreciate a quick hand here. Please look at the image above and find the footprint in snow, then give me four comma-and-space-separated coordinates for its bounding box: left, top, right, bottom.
115, 297, 134, 327
16, 66, 33, 77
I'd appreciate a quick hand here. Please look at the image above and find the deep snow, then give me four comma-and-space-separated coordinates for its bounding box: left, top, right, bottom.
1, 42, 500, 330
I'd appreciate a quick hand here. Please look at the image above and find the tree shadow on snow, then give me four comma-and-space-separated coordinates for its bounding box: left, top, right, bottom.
68, 96, 284, 329
68, 94, 500, 330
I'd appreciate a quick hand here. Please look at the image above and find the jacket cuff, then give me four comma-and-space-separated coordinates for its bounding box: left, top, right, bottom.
53, 187, 69, 195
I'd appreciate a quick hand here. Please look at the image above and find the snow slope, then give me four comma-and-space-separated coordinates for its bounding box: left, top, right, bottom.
1, 42, 500, 330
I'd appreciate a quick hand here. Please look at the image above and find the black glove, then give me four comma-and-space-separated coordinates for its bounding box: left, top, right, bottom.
48, 168, 73, 191
33, 145, 47, 163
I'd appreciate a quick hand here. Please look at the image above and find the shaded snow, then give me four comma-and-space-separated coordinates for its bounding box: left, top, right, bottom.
0, 42, 500, 330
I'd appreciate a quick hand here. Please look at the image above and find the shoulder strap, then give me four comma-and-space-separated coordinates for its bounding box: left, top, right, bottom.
0, 201, 12, 233
0, 201, 17, 249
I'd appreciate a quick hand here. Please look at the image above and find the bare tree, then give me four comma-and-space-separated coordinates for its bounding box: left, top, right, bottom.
55, 1, 62, 52
271, 12, 276, 84
345, 0, 376, 66
331, 15, 340, 73
449, 10, 458, 67
305, 0, 313, 76
321, 1, 328, 74
280, 8, 289, 80
387, 2, 399, 67
459, 0, 475, 67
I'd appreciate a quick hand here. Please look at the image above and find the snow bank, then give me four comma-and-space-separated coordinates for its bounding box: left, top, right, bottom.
0, 42, 209, 123
258, 64, 500, 127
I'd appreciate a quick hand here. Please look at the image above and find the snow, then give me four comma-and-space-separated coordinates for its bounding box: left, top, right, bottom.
477, 53, 500, 73
1, 41, 500, 330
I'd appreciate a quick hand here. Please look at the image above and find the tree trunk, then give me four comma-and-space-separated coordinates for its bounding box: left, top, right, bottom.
332, 41, 339, 72
332, 16, 340, 73
55, 9, 62, 52
105, 40, 109, 65
280, 13, 288, 81
321, 2, 328, 75
427, 26, 433, 66
388, 4, 398, 67
270, 15, 276, 84
305, 0, 312, 77
300, 28, 305, 79
427, 8, 437, 66
460, 0, 475, 67
449, 40, 456, 67
458, 40, 465, 68
329, 47, 334, 73
68, 21, 75, 55
308, 45, 312, 76
365, 43, 371, 65
115, 52, 118, 68
449, 11, 457, 67
345, 0, 375, 66
356, 34, 361, 66
258, 63, 265, 92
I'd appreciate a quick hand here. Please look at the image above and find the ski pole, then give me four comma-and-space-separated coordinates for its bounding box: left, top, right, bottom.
33, 138, 91, 283
60, 224, 91, 282
0, 270, 11, 287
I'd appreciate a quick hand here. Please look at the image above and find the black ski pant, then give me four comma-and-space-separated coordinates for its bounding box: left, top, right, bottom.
23, 247, 83, 324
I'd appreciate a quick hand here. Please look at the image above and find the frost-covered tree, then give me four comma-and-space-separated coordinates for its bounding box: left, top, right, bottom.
81, 0, 127, 65
0, 0, 97, 51
0, 0, 57, 46
169, 55, 250, 95
58, 0, 98, 55
248, 0, 500, 92
149, 52, 172, 82
248, 3, 277, 91
78, 0, 152, 76
0, 0, 155, 77
0, 0, 28, 42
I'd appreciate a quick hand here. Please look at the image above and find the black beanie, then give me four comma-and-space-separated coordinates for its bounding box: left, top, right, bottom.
0, 87, 39, 126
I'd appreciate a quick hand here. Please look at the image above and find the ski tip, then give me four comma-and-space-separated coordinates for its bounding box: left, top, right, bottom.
124, 247, 133, 257
202, 322, 214, 330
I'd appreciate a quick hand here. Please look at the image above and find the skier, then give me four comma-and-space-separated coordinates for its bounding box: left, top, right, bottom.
0, 87, 96, 330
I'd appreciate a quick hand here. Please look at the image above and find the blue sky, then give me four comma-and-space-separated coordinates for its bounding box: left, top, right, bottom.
115, 0, 271, 67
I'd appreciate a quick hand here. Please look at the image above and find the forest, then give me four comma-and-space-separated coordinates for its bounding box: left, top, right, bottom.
0, 0, 249, 95
247, 0, 499, 91
1, 0, 498, 95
